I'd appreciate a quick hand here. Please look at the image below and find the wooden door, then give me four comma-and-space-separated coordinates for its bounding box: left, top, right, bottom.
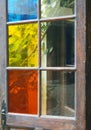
0, 0, 86, 130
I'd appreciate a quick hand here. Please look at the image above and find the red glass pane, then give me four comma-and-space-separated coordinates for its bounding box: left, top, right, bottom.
8, 70, 38, 114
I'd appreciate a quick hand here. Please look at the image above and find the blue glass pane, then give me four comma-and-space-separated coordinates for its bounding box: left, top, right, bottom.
8, 0, 37, 22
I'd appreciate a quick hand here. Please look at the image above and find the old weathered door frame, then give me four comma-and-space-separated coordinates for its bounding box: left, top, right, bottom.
0, 0, 86, 130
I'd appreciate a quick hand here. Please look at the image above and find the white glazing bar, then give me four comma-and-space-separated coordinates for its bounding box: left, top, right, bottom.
74, 72, 77, 118
38, 0, 41, 117
6, 67, 77, 71
40, 15, 76, 22
75, 19, 77, 68
40, 67, 76, 71
7, 19, 38, 25
75, 0, 76, 16
74, 0, 77, 119
6, 15, 76, 25
6, 67, 39, 70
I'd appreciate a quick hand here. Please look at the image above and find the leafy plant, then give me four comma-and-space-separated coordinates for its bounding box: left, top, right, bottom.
8, 23, 38, 67
60, 0, 74, 8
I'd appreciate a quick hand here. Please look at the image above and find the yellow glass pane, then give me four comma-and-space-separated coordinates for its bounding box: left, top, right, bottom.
8, 70, 38, 114
8, 23, 38, 67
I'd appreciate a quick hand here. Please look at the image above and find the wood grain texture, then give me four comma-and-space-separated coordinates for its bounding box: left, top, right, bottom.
76, 0, 86, 130
7, 114, 76, 130
86, 0, 91, 130
0, 0, 86, 130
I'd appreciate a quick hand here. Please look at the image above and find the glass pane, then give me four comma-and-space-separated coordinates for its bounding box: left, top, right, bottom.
41, 71, 75, 117
8, 23, 38, 67
8, 70, 38, 114
8, 0, 38, 22
64, 72, 75, 109
41, 20, 75, 67
41, 0, 74, 18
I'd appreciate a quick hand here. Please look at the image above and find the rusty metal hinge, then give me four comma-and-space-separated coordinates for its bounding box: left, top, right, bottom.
1, 100, 6, 130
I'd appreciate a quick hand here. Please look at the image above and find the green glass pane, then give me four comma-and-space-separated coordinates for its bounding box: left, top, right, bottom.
8, 23, 38, 67
41, 0, 74, 18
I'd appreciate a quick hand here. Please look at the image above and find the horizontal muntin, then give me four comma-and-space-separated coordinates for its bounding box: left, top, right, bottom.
6, 67, 76, 71
6, 15, 76, 25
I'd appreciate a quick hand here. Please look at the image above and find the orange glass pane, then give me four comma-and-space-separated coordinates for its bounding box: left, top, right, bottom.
8, 70, 38, 114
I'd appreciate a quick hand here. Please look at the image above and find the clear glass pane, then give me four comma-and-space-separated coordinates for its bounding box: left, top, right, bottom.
8, 0, 38, 22
41, 0, 74, 18
8, 23, 38, 67
8, 70, 38, 114
41, 20, 75, 67
41, 71, 75, 117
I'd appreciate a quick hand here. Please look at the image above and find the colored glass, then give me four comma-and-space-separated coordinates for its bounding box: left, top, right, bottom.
41, 0, 74, 18
41, 20, 75, 67
41, 71, 75, 117
8, 0, 38, 22
8, 23, 38, 67
8, 70, 38, 114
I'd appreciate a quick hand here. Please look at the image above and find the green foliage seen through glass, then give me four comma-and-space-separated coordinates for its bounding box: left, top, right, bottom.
8, 23, 38, 67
